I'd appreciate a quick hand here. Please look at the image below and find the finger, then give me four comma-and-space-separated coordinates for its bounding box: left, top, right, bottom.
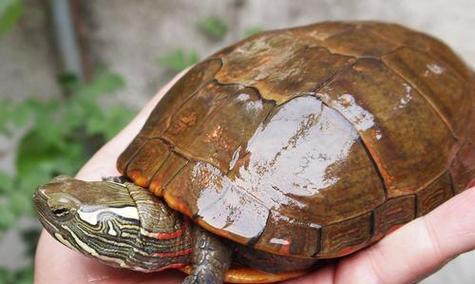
35, 231, 185, 284
335, 187, 475, 284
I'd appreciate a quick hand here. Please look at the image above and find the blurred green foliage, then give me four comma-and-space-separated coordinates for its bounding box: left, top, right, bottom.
157, 48, 199, 73
0, 266, 33, 284
198, 16, 228, 40
0, 70, 134, 283
0, 0, 23, 36
243, 26, 264, 37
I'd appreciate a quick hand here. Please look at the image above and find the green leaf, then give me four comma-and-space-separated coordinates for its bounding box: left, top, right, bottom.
84, 104, 135, 140
17, 169, 55, 197
57, 72, 80, 92
0, 265, 34, 284
20, 227, 41, 258
16, 130, 58, 176
16, 130, 86, 179
0, 171, 14, 194
9, 190, 32, 215
0, 69, 134, 279
157, 49, 199, 73
198, 16, 228, 40
102, 105, 135, 139
16, 266, 34, 284
0, 100, 32, 134
63, 99, 90, 131
0, 203, 15, 230
10, 104, 31, 127
0, 0, 23, 36
75, 70, 125, 99
0, 267, 14, 283
243, 26, 264, 37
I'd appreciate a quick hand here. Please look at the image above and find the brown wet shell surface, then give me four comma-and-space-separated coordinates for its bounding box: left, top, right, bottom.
117, 21, 475, 260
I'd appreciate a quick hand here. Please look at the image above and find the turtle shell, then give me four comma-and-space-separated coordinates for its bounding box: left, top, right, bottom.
117, 21, 475, 259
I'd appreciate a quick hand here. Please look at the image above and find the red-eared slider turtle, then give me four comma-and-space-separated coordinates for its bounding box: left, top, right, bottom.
34, 21, 475, 283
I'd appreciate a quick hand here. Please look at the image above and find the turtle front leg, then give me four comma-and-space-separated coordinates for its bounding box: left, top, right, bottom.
183, 226, 232, 284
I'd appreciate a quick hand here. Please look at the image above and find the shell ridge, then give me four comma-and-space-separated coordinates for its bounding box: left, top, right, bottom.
120, 136, 149, 176
363, 25, 403, 49
306, 58, 390, 201
408, 33, 470, 80
381, 57, 459, 140
357, 137, 388, 199
153, 78, 219, 139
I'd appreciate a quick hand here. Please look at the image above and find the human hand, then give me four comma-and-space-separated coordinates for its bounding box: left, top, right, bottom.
34, 72, 475, 284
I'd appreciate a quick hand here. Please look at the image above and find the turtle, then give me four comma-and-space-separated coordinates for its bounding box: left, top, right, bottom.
33, 21, 475, 284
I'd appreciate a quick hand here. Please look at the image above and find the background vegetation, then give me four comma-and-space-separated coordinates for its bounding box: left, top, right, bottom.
0, 69, 133, 284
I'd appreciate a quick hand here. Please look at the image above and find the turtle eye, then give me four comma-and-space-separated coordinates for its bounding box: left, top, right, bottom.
47, 194, 78, 220
52, 207, 70, 217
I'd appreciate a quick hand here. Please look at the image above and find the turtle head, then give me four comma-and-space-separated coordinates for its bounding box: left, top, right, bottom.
34, 175, 192, 271
34, 176, 82, 226
33, 176, 141, 266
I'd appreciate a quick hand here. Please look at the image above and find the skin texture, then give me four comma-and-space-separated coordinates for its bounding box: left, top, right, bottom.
35, 70, 475, 284
183, 226, 231, 284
